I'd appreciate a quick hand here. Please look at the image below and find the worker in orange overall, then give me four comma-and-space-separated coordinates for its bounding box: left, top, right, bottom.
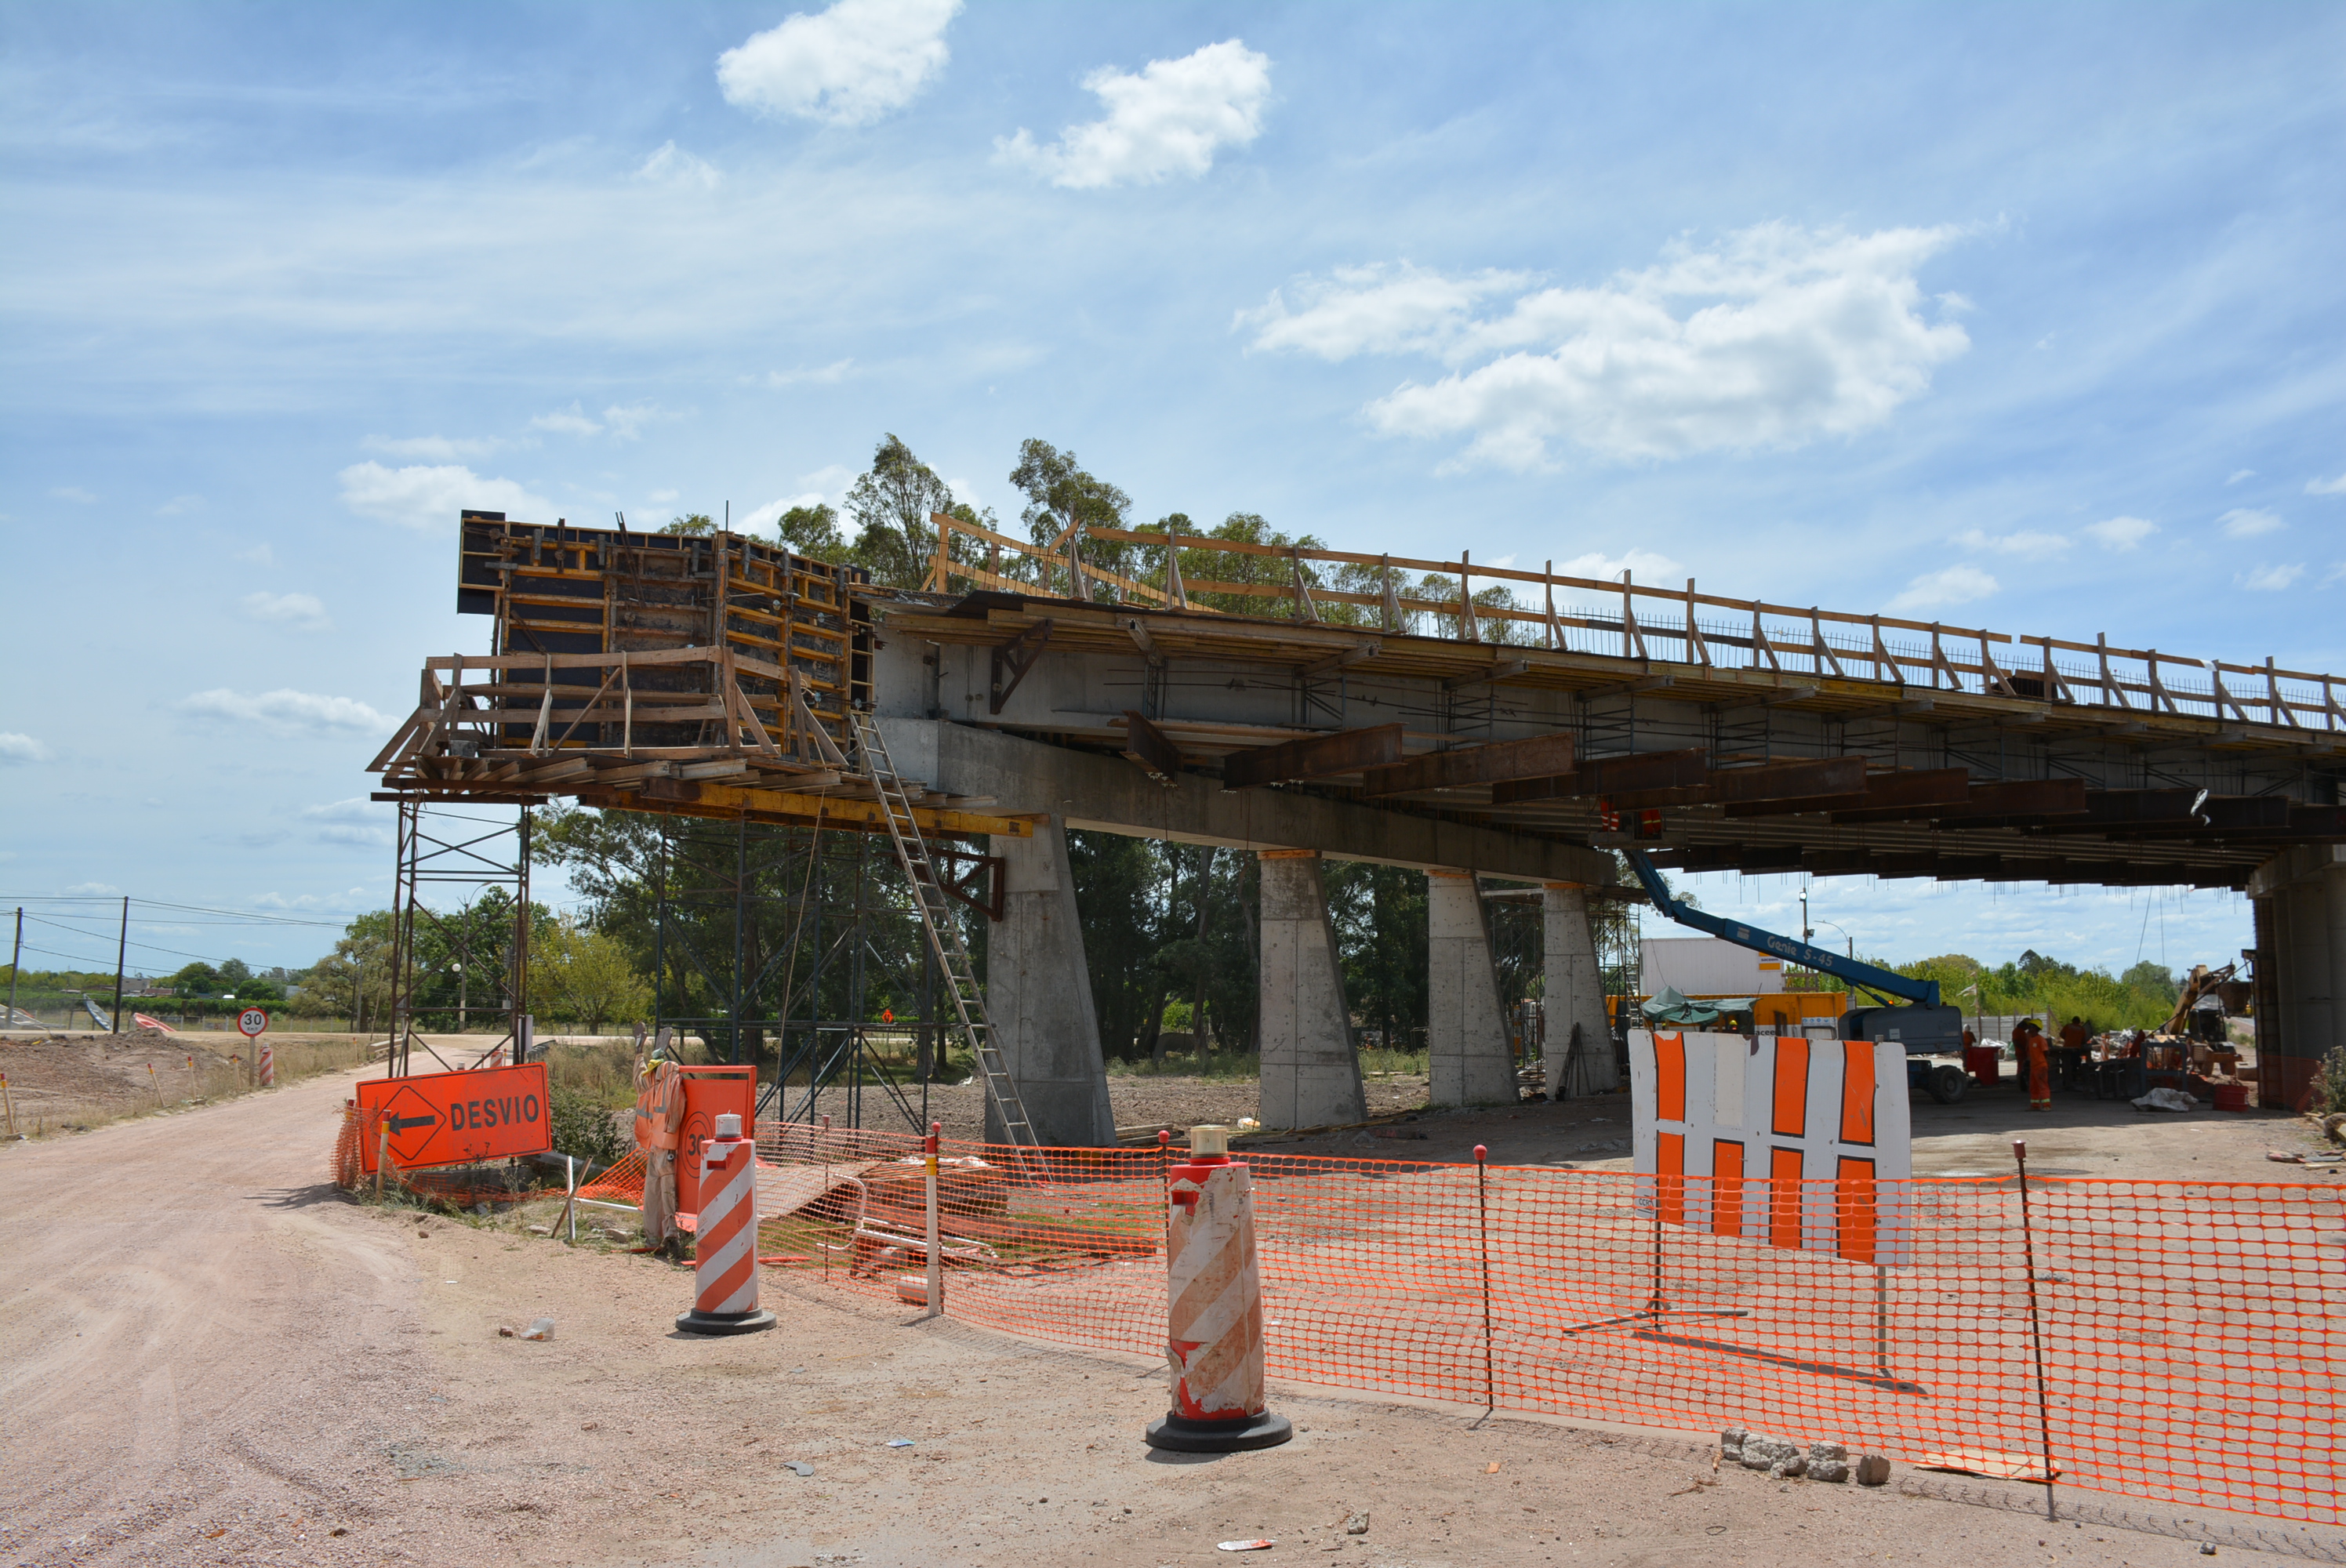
2017, 1018, 2052, 1112
634, 1042, 685, 1252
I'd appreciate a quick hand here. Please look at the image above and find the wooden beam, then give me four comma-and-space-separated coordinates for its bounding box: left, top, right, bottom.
1119, 710, 1182, 787
1222, 723, 1407, 789
1726, 766, 1970, 819
1359, 732, 1577, 798
1490, 747, 1708, 805
1831, 776, 2088, 826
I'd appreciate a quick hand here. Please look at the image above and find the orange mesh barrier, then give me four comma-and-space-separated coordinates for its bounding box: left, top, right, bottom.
742, 1125, 2344, 1526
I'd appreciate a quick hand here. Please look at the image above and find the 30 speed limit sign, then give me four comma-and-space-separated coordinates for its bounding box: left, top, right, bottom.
236, 1007, 271, 1038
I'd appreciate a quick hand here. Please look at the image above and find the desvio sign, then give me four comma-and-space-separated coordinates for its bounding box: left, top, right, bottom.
354, 1062, 552, 1173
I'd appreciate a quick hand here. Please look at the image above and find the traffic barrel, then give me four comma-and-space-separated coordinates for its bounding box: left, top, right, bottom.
256, 1044, 275, 1088
674, 1112, 775, 1336
1144, 1124, 1293, 1452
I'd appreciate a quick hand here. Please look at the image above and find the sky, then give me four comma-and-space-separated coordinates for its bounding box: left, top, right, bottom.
3, 1, 2342, 978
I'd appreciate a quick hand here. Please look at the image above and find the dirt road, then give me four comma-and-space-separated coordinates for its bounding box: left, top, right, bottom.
4, 1067, 2340, 1567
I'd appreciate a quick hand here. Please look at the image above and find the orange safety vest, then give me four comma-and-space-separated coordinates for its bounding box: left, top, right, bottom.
634, 1060, 683, 1152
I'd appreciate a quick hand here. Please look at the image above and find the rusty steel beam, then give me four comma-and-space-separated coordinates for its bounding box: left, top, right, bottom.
1119, 710, 1182, 787
1358, 731, 1577, 798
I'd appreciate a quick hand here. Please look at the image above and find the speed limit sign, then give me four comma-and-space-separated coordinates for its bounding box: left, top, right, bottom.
236, 1007, 270, 1038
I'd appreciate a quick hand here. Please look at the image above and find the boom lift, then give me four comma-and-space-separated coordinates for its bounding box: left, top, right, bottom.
1624, 851, 1974, 1104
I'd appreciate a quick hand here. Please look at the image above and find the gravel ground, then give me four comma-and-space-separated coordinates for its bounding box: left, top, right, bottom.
8, 1062, 2340, 1567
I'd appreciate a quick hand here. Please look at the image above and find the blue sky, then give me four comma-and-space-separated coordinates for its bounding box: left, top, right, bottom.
3, 2, 2341, 976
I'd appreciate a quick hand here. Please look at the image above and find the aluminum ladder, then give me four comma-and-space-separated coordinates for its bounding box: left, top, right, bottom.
849, 711, 1039, 1149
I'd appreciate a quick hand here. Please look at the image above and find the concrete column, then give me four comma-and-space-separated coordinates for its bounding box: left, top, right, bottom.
2285, 873, 2334, 1082
985, 814, 1116, 1147
1542, 882, 1620, 1098
1425, 869, 1516, 1106
1257, 850, 1367, 1130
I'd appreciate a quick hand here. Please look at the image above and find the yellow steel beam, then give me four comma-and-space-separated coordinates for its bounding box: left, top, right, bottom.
579, 782, 1035, 838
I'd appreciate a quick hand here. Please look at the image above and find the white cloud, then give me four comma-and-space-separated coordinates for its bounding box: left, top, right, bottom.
2219, 506, 2283, 539
235, 542, 276, 567
1952, 528, 2069, 557
717, 0, 960, 127
155, 493, 205, 516
365, 434, 510, 460
761, 359, 855, 387
529, 403, 603, 437
1247, 223, 1970, 470
337, 461, 551, 531
2083, 515, 2157, 550
997, 39, 1273, 189
2235, 563, 2304, 592
1556, 548, 1683, 583
1240, 263, 1531, 362
49, 485, 97, 503
526, 401, 679, 440
180, 688, 394, 733
637, 141, 721, 191
241, 590, 332, 631
65, 881, 120, 897
2227, 469, 2256, 485
0, 732, 56, 765
1887, 564, 1999, 612
302, 797, 392, 847
2308, 471, 2346, 496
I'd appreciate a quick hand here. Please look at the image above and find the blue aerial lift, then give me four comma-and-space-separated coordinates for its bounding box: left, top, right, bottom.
1624, 851, 1974, 1103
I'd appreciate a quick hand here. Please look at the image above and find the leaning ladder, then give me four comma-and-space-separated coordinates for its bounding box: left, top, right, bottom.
849, 711, 1039, 1149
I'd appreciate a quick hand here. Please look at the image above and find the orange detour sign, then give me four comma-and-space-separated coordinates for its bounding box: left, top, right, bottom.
354, 1063, 551, 1173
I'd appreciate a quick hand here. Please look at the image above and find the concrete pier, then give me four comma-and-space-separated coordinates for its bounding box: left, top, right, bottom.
1425, 869, 1516, 1106
1257, 850, 1367, 1130
1543, 882, 1620, 1098
984, 813, 1117, 1145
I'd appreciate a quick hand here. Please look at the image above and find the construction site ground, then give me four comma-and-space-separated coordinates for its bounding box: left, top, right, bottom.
7, 1062, 2344, 1566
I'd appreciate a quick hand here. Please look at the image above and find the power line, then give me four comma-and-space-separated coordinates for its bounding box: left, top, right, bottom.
0, 895, 358, 927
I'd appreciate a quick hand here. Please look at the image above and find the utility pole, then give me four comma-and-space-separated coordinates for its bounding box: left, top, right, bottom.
111, 895, 129, 1034
7, 906, 21, 1027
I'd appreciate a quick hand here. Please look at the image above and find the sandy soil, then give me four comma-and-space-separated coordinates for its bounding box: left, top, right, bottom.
5, 1062, 2343, 1567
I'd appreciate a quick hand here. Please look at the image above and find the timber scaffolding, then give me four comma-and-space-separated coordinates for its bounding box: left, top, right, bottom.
371, 510, 2346, 898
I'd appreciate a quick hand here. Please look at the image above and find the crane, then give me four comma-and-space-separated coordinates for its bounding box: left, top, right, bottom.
1624, 851, 1973, 1102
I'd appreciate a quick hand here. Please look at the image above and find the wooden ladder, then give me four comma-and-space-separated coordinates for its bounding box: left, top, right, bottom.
849, 711, 1039, 1149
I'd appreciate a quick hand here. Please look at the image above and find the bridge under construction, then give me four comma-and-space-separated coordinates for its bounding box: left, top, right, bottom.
366, 510, 2346, 1138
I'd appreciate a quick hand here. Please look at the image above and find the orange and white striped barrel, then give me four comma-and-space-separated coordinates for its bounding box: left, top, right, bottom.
674, 1112, 775, 1336
256, 1044, 274, 1088
1144, 1125, 1292, 1451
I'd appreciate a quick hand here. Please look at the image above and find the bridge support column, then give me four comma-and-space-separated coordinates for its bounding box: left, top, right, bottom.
986, 814, 1116, 1146
2248, 848, 2346, 1111
1542, 882, 1620, 1098
1257, 850, 1367, 1130
1426, 870, 1516, 1106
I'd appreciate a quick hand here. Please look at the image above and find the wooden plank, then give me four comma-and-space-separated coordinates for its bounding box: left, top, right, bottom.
1359, 732, 1577, 797
1490, 747, 1708, 805
1222, 723, 1406, 789
1120, 710, 1182, 786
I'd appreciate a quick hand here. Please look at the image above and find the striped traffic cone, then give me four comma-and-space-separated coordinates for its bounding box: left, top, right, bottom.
256, 1044, 274, 1088
1144, 1124, 1292, 1452
674, 1112, 775, 1336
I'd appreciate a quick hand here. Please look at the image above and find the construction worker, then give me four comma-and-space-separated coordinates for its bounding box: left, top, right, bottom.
634, 1033, 685, 1253
2018, 1018, 2052, 1112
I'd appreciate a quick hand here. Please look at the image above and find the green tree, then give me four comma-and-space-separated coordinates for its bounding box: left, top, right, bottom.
770, 502, 850, 563
844, 434, 955, 587
169, 961, 220, 996
303, 911, 395, 1033
662, 513, 715, 535
1325, 862, 1428, 1051
1009, 438, 1136, 597
530, 916, 652, 1034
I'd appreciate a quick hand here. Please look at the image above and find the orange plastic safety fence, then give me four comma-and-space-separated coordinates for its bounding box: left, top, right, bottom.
743, 1125, 2344, 1526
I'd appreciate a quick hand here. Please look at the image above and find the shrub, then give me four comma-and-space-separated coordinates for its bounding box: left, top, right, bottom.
548, 1082, 630, 1173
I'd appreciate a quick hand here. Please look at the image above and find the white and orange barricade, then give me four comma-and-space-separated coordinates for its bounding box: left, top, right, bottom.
256, 1044, 275, 1088
1629, 1029, 1914, 1265
674, 1112, 774, 1335
1145, 1125, 1292, 1452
